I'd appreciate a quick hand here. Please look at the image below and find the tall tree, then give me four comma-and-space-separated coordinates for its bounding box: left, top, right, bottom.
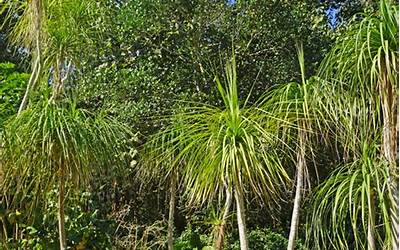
260, 43, 326, 250
146, 56, 290, 250
1, 101, 132, 249
0, 1, 131, 249
307, 1, 398, 249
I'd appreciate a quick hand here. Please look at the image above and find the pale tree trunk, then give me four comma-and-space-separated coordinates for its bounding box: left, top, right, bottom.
215, 185, 233, 250
50, 59, 72, 103
367, 191, 376, 250
18, 55, 40, 113
58, 164, 67, 250
379, 63, 398, 250
235, 187, 248, 250
54, 60, 67, 250
167, 171, 177, 250
287, 130, 306, 250
18, 0, 42, 114
390, 186, 399, 250
1, 218, 8, 246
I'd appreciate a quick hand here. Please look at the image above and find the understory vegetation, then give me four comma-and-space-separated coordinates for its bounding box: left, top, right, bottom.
0, 0, 398, 249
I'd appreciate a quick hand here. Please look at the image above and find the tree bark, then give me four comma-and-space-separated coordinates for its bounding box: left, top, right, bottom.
58, 164, 67, 250
167, 171, 177, 250
379, 61, 398, 250
235, 187, 248, 250
215, 186, 233, 250
287, 131, 306, 250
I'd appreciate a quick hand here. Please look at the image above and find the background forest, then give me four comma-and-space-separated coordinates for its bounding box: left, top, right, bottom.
0, 0, 398, 249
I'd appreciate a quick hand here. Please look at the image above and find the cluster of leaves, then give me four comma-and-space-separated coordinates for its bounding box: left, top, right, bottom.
0, 0, 395, 249
0, 62, 28, 127
77, 0, 333, 135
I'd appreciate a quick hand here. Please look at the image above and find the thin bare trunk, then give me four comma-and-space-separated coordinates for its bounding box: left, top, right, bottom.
367, 191, 376, 250
58, 164, 66, 250
1, 218, 7, 242
379, 62, 398, 250
15, 223, 18, 241
50, 60, 72, 102
390, 186, 399, 250
18, 0, 42, 114
287, 131, 306, 250
235, 187, 248, 250
167, 171, 177, 250
18, 58, 38, 113
215, 186, 232, 250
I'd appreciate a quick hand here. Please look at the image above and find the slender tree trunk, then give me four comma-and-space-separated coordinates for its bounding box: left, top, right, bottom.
367, 191, 376, 250
58, 164, 67, 250
215, 186, 233, 250
287, 130, 306, 250
167, 171, 177, 250
18, 57, 38, 114
390, 186, 399, 250
50, 59, 72, 103
18, 0, 42, 114
384, 109, 399, 250
1, 218, 7, 242
379, 63, 399, 250
235, 187, 248, 250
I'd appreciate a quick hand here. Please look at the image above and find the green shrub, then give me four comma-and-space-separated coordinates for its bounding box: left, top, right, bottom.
228, 227, 305, 250
0, 62, 29, 127
248, 228, 287, 250
174, 226, 211, 250
1, 190, 114, 249
173, 225, 306, 250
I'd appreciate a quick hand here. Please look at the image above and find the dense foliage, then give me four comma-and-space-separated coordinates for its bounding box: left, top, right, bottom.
0, 0, 398, 250
0, 62, 28, 127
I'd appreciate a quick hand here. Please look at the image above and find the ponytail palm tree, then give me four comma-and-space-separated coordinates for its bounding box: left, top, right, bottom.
308, 142, 393, 250
319, 0, 398, 188
1, 1, 124, 249
146, 56, 290, 250
260, 43, 334, 250
306, 86, 395, 249
1, 100, 132, 249
307, 1, 398, 249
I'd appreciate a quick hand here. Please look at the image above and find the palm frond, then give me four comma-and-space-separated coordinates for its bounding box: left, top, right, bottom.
1, 100, 132, 212
143, 56, 291, 210
307, 143, 393, 250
